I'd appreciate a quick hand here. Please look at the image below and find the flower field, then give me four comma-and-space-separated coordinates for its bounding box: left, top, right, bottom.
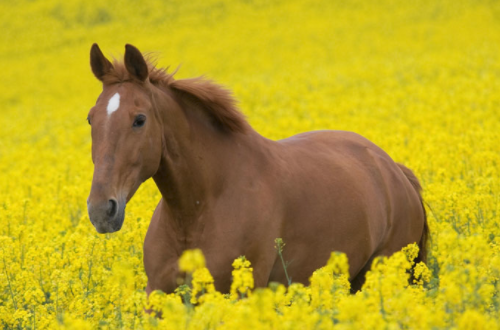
1, 0, 500, 328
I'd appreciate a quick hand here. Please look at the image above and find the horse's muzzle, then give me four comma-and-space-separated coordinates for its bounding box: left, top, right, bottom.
87, 198, 126, 233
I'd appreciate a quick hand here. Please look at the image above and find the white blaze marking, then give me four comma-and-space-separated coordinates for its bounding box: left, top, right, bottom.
106, 93, 120, 116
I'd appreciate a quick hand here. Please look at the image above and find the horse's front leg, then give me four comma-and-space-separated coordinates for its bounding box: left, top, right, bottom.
143, 200, 182, 295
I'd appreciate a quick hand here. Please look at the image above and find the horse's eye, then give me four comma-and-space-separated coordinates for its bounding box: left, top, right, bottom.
133, 115, 146, 128
87, 117, 91, 125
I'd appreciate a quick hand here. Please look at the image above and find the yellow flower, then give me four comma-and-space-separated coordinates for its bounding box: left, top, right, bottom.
230, 256, 254, 300
191, 267, 215, 304
2, 0, 500, 328
178, 249, 206, 273
412, 262, 431, 286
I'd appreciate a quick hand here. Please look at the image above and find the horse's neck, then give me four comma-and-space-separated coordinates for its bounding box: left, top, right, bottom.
151, 99, 263, 228
152, 130, 212, 223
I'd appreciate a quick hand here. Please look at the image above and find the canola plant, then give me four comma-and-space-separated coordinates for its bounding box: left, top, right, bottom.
0, 0, 499, 328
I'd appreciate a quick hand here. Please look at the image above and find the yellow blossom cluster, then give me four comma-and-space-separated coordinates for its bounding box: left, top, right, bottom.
230, 256, 254, 300
1, 0, 500, 328
179, 249, 206, 274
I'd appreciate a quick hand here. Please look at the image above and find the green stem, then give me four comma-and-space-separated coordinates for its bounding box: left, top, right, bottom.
275, 238, 292, 286
3, 256, 17, 310
279, 252, 292, 286
85, 241, 96, 297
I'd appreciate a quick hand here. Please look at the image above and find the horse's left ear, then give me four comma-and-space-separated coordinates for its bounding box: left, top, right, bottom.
124, 44, 149, 81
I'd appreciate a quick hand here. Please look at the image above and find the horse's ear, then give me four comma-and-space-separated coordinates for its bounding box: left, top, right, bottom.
90, 43, 113, 81
124, 44, 149, 81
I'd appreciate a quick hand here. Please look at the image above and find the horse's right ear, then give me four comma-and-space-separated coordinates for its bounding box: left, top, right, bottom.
90, 43, 113, 81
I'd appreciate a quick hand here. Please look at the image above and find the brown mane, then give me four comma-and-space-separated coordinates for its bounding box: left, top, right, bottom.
101, 58, 248, 133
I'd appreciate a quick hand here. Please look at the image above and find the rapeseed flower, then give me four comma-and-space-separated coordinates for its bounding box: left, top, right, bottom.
1, 0, 500, 328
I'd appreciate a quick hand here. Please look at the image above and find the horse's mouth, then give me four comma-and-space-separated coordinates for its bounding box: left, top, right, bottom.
93, 217, 124, 234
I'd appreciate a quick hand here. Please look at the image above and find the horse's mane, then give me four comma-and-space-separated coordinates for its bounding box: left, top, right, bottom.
101, 58, 248, 134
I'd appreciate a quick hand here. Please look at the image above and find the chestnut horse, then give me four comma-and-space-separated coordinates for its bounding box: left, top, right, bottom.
87, 44, 428, 293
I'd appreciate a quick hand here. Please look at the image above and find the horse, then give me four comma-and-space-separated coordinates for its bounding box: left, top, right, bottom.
86, 43, 429, 294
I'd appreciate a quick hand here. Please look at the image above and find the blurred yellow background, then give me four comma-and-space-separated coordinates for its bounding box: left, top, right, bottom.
1, 0, 499, 328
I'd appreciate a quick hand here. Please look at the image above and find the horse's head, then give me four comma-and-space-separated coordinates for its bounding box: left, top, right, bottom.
86, 44, 163, 233
86, 43, 248, 233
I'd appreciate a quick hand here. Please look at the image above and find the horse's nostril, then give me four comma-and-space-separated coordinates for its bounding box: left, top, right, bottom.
107, 199, 118, 217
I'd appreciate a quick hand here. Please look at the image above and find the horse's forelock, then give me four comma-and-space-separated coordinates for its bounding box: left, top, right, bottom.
99, 56, 174, 86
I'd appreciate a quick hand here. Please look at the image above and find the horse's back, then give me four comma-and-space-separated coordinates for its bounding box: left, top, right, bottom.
271, 130, 425, 283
